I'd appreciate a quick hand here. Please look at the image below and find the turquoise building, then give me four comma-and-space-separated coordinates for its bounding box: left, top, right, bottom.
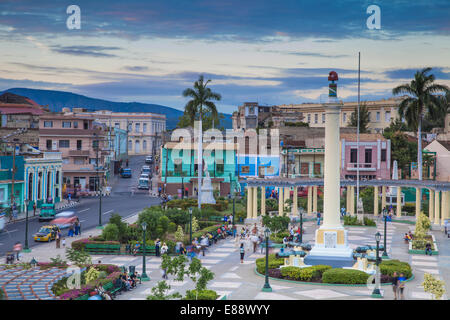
160, 141, 239, 197
0, 155, 25, 213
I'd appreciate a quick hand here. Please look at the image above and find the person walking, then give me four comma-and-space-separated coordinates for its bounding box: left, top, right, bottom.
251, 234, 259, 253
392, 271, 399, 300
74, 219, 80, 236
200, 236, 208, 256
33, 203, 37, 216
398, 273, 406, 300
155, 239, 161, 257
239, 243, 245, 263
316, 212, 321, 225
13, 242, 22, 261
232, 224, 237, 238
56, 231, 61, 248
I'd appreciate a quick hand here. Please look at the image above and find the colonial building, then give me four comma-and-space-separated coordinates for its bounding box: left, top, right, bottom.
64, 108, 166, 156
24, 152, 63, 209
0, 155, 25, 213
424, 140, 450, 182
38, 113, 108, 196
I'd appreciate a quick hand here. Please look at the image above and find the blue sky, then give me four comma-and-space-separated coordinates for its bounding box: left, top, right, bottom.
0, 0, 449, 113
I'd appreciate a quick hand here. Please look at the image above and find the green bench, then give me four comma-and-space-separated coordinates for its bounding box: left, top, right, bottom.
136, 245, 157, 256
76, 294, 90, 300
85, 243, 121, 255
103, 281, 121, 297
209, 216, 224, 222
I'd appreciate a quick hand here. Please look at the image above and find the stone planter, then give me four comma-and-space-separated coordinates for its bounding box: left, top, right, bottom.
408, 234, 439, 255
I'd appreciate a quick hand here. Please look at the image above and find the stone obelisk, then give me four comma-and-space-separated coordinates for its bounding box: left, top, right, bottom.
307, 71, 353, 263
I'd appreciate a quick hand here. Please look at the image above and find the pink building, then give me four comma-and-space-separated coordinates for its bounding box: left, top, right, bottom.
39, 113, 108, 195
340, 133, 391, 180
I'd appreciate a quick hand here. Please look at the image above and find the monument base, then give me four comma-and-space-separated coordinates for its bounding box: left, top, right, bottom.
304, 255, 354, 268
307, 227, 353, 262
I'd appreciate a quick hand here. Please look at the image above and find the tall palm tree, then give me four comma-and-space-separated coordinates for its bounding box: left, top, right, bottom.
392, 67, 449, 181
182, 75, 221, 209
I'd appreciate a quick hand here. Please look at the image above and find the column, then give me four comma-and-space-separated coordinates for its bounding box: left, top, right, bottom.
441, 191, 449, 226
307, 186, 312, 215
252, 187, 258, 218
350, 186, 355, 216
284, 187, 290, 202
381, 186, 387, 212
434, 191, 440, 225
292, 187, 298, 216
313, 186, 318, 213
428, 189, 434, 223
261, 186, 266, 216
247, 186, 253, 219
415, 188, 421, 218
278, 187, 284, 216
346, 187, 351, 213
396, 187, 402, 217
374, 186, 379, 216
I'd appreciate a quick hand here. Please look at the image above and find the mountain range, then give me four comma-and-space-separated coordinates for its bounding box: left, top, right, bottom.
0, 88, 232, 129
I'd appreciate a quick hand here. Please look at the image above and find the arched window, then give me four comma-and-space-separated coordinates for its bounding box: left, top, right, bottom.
143, 140, 147, 151
28, 172, 33, 201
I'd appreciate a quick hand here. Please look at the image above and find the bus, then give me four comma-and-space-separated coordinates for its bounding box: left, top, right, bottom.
138, 177, 150, 190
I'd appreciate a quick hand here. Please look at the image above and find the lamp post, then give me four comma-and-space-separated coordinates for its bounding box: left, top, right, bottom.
181, 176, 184, 200
371, 232, 382, 298
141, 222, 150, 281
23, 199, 31, 253
262, 227, 272, 292
94, 134, 103, 229
299, 207, 304, 244
382, 209, 389, 259
189, 207, 193, 244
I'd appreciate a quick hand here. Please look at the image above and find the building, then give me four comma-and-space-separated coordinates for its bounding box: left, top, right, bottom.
64, 108, 166, 156
39, 113, 108, 196
232, 96, 407, 133
24, 152, 63, 209
424, 140, 450, 182
0, 155, 25, 213
160, 136, 239, 197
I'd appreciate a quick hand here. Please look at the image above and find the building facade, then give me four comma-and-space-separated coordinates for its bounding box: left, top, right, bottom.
0, 155, 25, 213
424, 140, 450, 182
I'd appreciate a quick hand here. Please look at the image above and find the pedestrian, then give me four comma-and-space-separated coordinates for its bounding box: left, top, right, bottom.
392, 271, 399, 300
179, 243, 186, 255
12, 203, 18, 222
13, 242, 22, 261
158, 186, 162, 197
200, 236, 208, 256
316, 212, 321, 225
161, 242, 168, 255
33, 203, 37, 216
78, 220, 82, 235
425, 242, 432, 255
126, 159, 129, 167
232, 224, 237, 238
56, 231, 61, 248
74, 219, 80, 236
155, 239, 161, 257
398, 273, 406, 300
251, 234, 259, 253
68, 224, 74, 237
240, 243, 245, 263
259, 235, 265, 254
68, 193, 72, 204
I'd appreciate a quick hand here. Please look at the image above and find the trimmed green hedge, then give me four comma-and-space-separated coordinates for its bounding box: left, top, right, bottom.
343, 216, 376, 226
255, 254, 284, 274
184, 289, 218, 300
280, 265, 332, 282
322, 268, 370, 284
380, 260, 412, 279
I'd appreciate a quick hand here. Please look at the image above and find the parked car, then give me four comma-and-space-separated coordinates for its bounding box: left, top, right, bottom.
39, 203, 56, 222
34, 225, 60, 242
140, 173, 150, 180
138, 177, 150, 190
145, 155, 153, 164
120, 168, 132, 178
141, 165, 151, 175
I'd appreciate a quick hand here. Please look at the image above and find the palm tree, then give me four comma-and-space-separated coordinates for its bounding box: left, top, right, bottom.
392, 67, 449, 181
182, 75, 221, 209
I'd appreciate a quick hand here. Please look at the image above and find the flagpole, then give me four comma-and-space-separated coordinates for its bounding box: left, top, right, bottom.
356, 52, 361, 209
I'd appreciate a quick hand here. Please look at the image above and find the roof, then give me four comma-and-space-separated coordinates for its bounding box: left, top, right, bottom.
341, 133, 386, 141
0, 92, 39, 106
0, 105, 44, 115
437, 140, 450, 151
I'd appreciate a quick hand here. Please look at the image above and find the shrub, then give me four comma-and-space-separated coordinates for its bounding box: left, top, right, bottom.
184, 289, 218, 300
85, 267, 100, 283
280, 267, 314, 281
380, 260, 412, 279
175, 225, 185, 242
255, 254, 284, 274
322, 269, 370, 284
310, 265, 332, 279
102, 224, 120, 241
168, 222, 177, 233
363, 217, 376, 226
415, 212, 431, 238
422, 273, 446, 300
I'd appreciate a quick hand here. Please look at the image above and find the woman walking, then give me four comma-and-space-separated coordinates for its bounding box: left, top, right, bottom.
392, 272, 399, 300
240, 243, 245, 264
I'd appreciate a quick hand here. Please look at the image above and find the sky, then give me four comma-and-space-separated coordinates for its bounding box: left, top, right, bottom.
0, 0, 449, 114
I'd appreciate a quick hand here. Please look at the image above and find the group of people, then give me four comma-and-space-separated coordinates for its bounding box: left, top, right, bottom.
392, 272, 407, 300
113, 270, 141, 294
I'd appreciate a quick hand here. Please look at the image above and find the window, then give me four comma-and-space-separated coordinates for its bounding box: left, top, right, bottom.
128, 140, 132, 150
59, 140, 70, 148
385, 111, 391, 122
174, 163, 182, 174
73, 121, 78, 128
83, 121, 89, 130
143, 140, 147, 150
365, 149, 372, 164
135, 123, 140, 133
350, 149, 358, 163
62, 158, 70, 164
46, 140, 52, 150
367, 112, 371, 122
74, 158, 84, 165
89, 158, 97, 165
322, 113, 325, 123
92, 140, 99, 149
300, 163, 309, 175
376, 112, 380, 122
62, 121, 71, 128
143, 123, 147, 132
77, 140, 82, 150
115, 122, 120, 128
44, 121, 53, 128
381, 149, 387, 162
217, 164, 224, 173
241, 166, 250, 174
343, 113, 347, 123
307, 114, 311, 123
314, 114, 318, 124
313, 163, 321, 175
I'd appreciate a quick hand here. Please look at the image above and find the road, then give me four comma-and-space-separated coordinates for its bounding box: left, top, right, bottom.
0, 155, 160, 256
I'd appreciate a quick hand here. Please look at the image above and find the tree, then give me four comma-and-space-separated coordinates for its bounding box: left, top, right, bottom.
146, 281, 182, 300
174, 225, 185, 242
383, 128, 417, 176
102, 223, 119, 241
422, 273, 446, 300
392, 67, 449, 181
348, 102, 370, 133
191, 216, 199, 233
65, 248, 92, 266
423, 91, 450, 131
182, 75, 222, 209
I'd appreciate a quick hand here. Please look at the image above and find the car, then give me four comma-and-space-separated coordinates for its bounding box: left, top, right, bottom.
141, 165, 151, 175
39, 203, 56, 221
120, 168, 132, 178
34, 225, 60, 242
145, 155, 153, 164
140, 173, 150, 180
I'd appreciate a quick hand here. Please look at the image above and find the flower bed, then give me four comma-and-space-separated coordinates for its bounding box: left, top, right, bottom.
408, 234, 439, 255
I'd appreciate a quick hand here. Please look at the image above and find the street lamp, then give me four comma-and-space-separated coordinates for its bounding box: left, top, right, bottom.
299, 207, 304, 244
94, 133, 103, 230
382, 210, 389, 259
141, 222, 150, 281
23, 199, 31, 253
189, 207, 193, 244
371, 232, 382, 298
262, 227, 272, 292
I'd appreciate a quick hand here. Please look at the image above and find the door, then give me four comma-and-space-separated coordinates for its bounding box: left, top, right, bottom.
135, 140, 140, 154
79, 178, 86, 191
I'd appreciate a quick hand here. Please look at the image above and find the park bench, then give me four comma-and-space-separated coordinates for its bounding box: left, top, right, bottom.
209, 216, 224, 222
84, 243, 121, 255
136, 245, 157, 256
76, 294, 90, 300
103, 280, 122, 298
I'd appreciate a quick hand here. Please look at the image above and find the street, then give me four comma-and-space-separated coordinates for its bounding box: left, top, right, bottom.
0, 155, 159, 256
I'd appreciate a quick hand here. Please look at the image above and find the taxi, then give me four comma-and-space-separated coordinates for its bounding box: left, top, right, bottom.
34, 225, 60, 242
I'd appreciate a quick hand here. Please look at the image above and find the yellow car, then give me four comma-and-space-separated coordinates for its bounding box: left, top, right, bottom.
34, 225, 60, 242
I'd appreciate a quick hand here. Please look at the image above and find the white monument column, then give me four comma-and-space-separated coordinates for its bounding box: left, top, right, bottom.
252, 187, 258, 218
307, 186, 312, 215
261, 186, 266, 216
247, 186, 253, 219
434, 191, 440, 225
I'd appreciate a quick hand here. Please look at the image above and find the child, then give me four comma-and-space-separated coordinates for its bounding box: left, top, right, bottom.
62, 237, 66, 247
240, 243, 245, 263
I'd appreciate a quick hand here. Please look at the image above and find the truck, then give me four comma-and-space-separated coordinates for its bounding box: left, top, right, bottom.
39, 203, 56, 222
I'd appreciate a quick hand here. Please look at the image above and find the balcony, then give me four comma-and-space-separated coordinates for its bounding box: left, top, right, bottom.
69, 150, 90, 156
347, 163, 376, 171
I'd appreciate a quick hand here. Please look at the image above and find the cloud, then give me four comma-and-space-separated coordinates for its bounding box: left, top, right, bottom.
383, 67, 450, 80
122, 66, 149, 72
50, 45, 121, 57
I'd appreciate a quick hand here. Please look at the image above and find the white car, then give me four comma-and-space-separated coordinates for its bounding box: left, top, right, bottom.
140, 173, 150, 180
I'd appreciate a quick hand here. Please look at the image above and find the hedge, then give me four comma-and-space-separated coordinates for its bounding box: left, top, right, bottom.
184, 289, 218, 300
322, 268, 370, 284
279, 265, 332, 282
71, 239, 120, 251
255, 254, 284, 274
380, 260, 412, 279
